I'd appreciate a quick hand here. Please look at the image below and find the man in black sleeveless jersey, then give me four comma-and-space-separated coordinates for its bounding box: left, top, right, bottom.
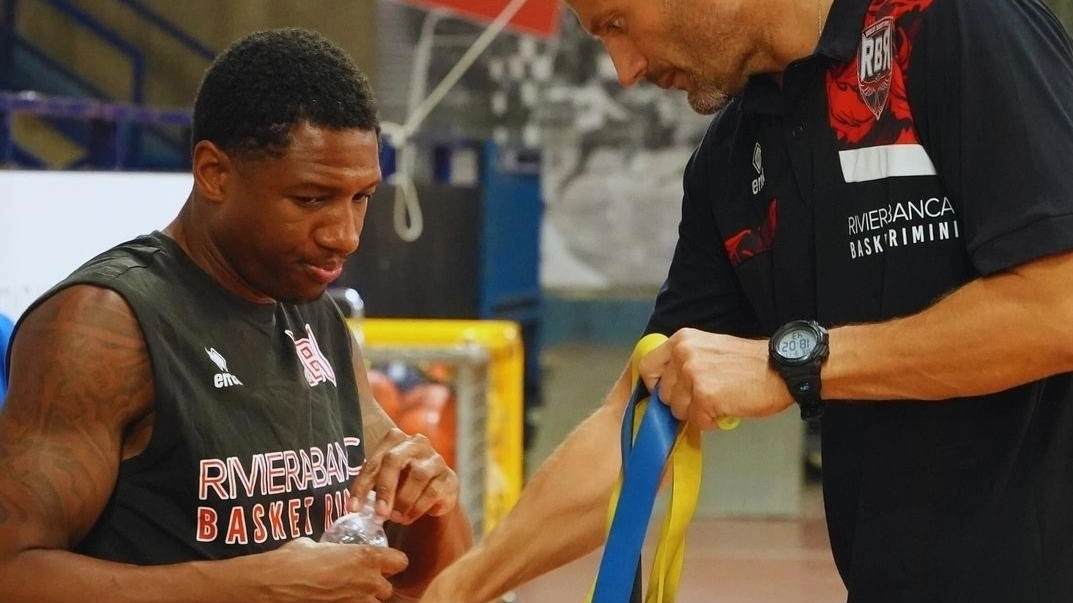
422, 1, 1073, 602
0, 29, 470, 602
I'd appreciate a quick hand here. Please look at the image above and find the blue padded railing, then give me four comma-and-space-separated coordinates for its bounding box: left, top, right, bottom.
0, 90, 191, 169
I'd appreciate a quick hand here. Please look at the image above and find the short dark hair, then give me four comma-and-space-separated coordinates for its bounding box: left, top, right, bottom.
192, 28, 379, 158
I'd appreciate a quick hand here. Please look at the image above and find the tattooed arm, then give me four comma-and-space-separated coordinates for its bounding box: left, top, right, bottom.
348, 333, 472, 598
0, 286, 407, 603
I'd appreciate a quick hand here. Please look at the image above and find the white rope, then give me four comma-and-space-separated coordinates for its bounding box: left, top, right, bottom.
382, 0, 533, 242
385, 10, 440, 242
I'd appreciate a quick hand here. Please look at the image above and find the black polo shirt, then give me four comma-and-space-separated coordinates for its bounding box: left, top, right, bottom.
646, 0, 1073, 601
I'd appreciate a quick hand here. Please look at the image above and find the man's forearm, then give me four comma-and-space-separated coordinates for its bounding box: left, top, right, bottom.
824, 251, 1073, 401
0, 549, 260, 603
425, 374, 631, 602
390, 503, 473, 597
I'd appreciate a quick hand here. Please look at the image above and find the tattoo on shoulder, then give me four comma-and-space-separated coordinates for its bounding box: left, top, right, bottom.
0, 286, 153, 535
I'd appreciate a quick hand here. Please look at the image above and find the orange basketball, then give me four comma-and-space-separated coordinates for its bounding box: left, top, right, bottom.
398, 383, 457, 467
402, 381, 452, 413
368, 368, 403, 421
424, 361, 454, 383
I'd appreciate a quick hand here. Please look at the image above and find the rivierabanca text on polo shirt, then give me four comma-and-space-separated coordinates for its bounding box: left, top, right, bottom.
847, 196, 959, 259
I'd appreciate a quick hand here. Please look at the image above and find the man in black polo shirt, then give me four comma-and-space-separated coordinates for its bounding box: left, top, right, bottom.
421, 0, 1073, 601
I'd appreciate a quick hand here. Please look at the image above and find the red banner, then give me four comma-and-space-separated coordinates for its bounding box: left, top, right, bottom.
398, 0, 560, 38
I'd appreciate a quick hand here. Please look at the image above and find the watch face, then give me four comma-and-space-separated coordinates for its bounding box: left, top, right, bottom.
776, 327, 817, 361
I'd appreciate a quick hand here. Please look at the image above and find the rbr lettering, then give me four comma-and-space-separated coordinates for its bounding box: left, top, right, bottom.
860, 19, 893, 81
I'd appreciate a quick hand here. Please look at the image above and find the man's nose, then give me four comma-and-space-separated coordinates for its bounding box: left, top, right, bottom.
606, 39, 647, 87
317, 202, 361, 256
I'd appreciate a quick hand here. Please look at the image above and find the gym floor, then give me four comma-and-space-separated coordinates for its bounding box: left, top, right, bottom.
511, 343, 847, 602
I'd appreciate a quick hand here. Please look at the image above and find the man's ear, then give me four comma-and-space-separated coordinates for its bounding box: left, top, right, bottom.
191, 140, 233, 203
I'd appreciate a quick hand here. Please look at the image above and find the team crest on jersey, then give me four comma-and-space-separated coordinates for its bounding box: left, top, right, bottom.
858, 17, 894, 120
285, 324, 337, 388
206, 347, 243, 389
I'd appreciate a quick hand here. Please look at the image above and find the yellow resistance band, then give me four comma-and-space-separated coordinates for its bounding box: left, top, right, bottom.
585, 334, 738, 602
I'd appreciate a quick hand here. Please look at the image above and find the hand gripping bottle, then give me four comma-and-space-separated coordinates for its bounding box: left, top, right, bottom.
320, 491, 388, 547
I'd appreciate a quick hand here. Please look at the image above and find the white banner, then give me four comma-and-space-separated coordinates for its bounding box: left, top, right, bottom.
839, 143, 937, 183
0, 171, 190, 320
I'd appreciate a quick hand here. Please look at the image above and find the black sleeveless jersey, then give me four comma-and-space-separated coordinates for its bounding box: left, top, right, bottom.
19, 232, 366, 564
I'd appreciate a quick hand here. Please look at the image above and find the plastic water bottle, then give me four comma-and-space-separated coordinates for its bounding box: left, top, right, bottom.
321, 491, 388, 547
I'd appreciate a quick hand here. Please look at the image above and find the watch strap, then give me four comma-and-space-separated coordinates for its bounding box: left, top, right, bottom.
781, 364, 824, 421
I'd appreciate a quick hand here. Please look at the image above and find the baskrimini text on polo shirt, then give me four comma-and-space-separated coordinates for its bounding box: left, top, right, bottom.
848, 196, 960, 259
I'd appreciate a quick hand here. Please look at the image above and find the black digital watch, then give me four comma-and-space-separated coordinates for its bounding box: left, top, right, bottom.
769, 320, 829, 422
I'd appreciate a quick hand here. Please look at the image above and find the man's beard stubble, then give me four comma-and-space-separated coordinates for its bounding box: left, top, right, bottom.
687, 81, 730, 115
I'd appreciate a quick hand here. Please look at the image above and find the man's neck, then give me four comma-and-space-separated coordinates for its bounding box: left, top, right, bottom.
760, 0, 834, 87
163, 200, 274, 305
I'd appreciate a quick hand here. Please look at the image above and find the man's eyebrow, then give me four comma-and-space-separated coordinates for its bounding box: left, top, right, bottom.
586, 14, 604, 37
289, 181, 338, 193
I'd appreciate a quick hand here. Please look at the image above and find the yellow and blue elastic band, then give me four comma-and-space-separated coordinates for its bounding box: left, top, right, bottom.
585, 333, 733, 603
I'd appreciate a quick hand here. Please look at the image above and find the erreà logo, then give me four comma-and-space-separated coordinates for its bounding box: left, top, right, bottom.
206, 347, 243, 389
858, 17, 893, 121
751, 143, 765, 195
